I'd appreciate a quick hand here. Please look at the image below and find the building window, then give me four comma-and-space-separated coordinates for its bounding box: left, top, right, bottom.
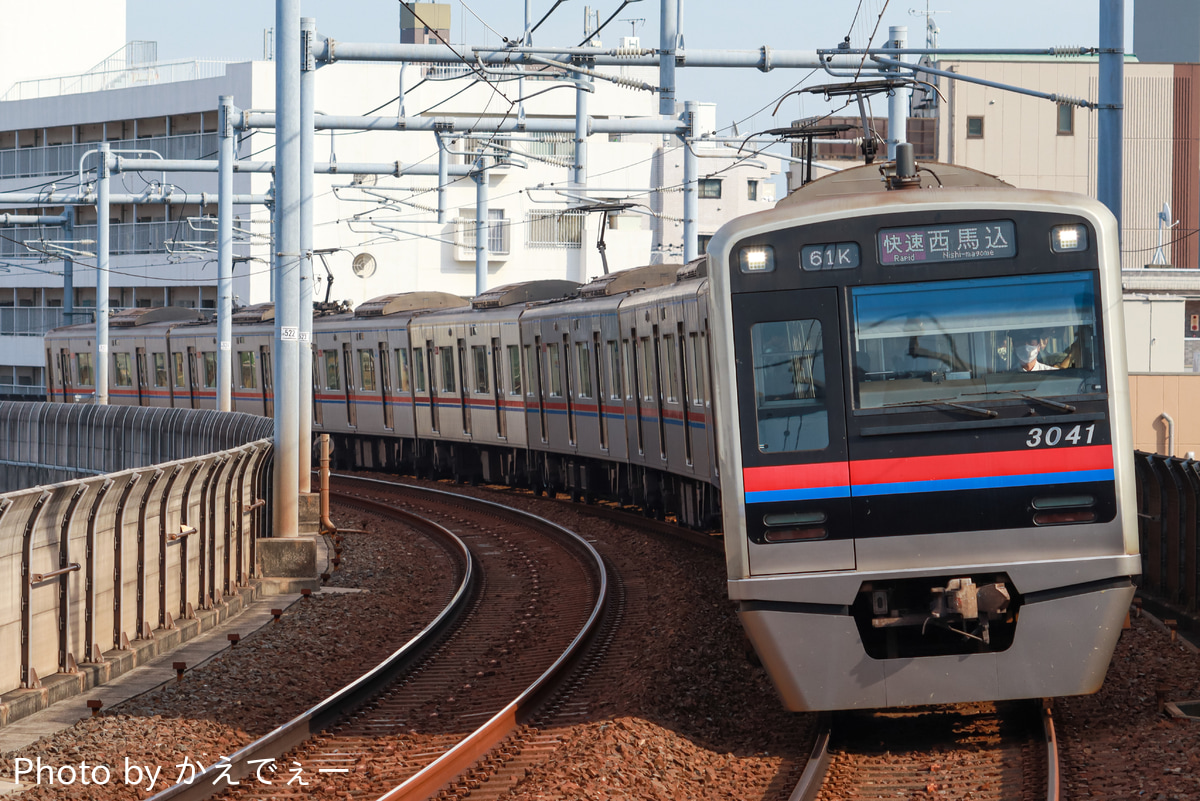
697, 234, 713, 254
1057, 104, 1074, 136
747, 180, 759, 201
966, 116, 984, 139
698, 179, 722, 199
528, 210, 585, 248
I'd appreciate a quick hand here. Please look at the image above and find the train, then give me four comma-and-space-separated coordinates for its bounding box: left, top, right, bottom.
45, 156, 1140, 711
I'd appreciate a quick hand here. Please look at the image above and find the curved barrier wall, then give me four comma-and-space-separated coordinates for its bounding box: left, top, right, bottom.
0, 403, 273, 697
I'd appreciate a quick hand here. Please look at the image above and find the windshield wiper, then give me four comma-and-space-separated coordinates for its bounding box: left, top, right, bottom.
968, 390, 1077, 413
880, 398, 998, 419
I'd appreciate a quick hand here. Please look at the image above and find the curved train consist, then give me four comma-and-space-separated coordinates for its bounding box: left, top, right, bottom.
46, 160, 1140, 710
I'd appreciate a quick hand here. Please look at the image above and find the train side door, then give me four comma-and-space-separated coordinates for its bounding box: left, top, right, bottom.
378, 342, 393, 431
186, 347, 199, 407
58, 348, 73, 400
259, 345, 273, 417
731, 289, 854, 575
342, 343, 357, 428
135, 347, 149, 405
491, 337, 506, 439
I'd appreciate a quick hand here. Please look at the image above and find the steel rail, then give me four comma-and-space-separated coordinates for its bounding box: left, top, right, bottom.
337, 475, 610, 801
1043, 699, 1060, 801
787, 713, 832, 801
143, 496, 475, 801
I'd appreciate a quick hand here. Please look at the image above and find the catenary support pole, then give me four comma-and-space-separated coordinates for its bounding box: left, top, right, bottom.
217, 96, 234, 412
437, 132, 449, 224
1098, 0, 1123, 226
62, 207, 75, 325
682, 102, 698, 263
887, 26, 909, 160
299, 16, 316, 492
573, 76, 589, 189
659, 0, 678, 114
274, 0, 301, 538
474, 156, 490, 295
96, 144, 110, 406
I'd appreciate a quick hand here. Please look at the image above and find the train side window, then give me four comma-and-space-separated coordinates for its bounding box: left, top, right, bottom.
523, 344, 535, 396
176, 352, 190, 388
76, 353, 94, 386
638, 338, 655, 402
113, 353, 133, 387
323, 350, 340, 390
238, 351, 257, 389
576, 342, 592, 399
411, 348, 426, 392
201, 353, 216, 388
508, 345, 522, 395
153, 353, 168, 387
358, 349, 376, 391
440, 347, 456, 392
662, 334, 679, 403
473, 345, 489, 393
608, 341, 622, 400
622, 339, 634, 400
547, 344, 562, 397
396, 348, 411, 392
689, 332, 706, 406
752, 320, 829, 453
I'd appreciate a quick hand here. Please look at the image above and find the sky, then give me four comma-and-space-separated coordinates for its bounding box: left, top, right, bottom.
126, 0, 1138, 138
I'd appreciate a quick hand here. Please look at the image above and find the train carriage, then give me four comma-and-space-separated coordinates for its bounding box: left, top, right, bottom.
707, 157, 1140, 710
521, 264, 681, 501
312, 292, 469, 471
406, 287, 540, 482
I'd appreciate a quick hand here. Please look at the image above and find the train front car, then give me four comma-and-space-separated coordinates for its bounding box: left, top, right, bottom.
707, 162, 1140, 711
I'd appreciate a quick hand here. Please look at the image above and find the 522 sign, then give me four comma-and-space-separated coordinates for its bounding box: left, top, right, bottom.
1025, 423, 1097, 448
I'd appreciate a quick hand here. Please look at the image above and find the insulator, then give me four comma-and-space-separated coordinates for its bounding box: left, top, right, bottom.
612, 46, 652, 58
1050, 46, 1087, 56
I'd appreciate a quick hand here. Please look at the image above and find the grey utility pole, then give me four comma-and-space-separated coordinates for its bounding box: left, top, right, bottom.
682, 101, 698, 263
96, 143, 111, 406
274, 0, 301, 538
1098, 0, 1123, 226
887, 26, 910, 160
217, 96, 235, 412
299, 16, 316, 492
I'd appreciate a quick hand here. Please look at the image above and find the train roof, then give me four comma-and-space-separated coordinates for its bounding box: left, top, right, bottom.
232, 303, 275, 324
577, 263, 684, 298
109, 306, 207, 328
777, 161, 1010, 206
354, 292, 468, 319
471, 280, 580, 309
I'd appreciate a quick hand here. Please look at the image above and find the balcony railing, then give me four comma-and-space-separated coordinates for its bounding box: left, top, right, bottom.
0, 307, 68, 337
0, 132, 220, 180
0, 221, 215, 258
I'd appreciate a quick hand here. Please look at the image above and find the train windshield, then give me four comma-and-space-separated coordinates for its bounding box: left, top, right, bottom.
851, 271, 1102, 409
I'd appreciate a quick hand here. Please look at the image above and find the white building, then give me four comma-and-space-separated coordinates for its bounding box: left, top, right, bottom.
0, 4, 780, 397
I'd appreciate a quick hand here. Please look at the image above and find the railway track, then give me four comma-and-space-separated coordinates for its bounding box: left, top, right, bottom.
145, 475, 608, 801
793, 699, 1058, 801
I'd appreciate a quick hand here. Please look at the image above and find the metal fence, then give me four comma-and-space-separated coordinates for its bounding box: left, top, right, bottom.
0, 403, 273, 695
1136, 452, 1200, 609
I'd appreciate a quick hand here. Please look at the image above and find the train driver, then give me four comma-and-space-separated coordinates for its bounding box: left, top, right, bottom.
1011, 330, 1059, 372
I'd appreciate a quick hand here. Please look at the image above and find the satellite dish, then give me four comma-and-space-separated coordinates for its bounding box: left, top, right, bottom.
1159, 202, 1171, 224
351, 252, 377, 279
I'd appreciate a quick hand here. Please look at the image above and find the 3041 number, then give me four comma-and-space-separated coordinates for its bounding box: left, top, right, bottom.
1026, 424, 1096, 448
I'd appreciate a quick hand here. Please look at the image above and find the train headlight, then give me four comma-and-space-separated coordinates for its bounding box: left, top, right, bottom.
739, 245, 776, 273
1050, 224, 1087, 253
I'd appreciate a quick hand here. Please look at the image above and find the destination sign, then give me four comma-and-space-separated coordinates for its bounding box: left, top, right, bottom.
878, 220, 1016, 265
